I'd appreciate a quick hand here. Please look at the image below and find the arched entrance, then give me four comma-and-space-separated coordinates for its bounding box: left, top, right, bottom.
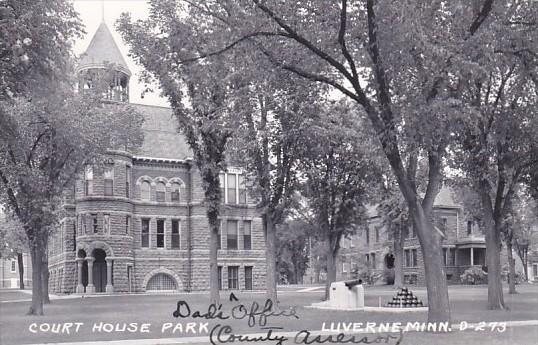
384, 253, 395, 285
385, 254, 395, 269
92, 249, 107, 293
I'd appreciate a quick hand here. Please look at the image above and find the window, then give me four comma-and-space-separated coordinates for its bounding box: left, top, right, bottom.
365, 254, 370, 265
410, 224, 416, 238
218, 266, 223, 290
342, 262, 349, 273
443, 248, 447, 266
103, 214, 110, 234
440, 217, 447, 236
146, 273, 177, 291
171, 183, 180, 202
245, 266, 253, 290
104, 166, 114, 196
227, 220, 238, 250
228, 266, 239, 289
412, 249, 418, 267
141, 181, 151, 201
156, 182, 166, 202
375, 227, 380, 242
243, 220, 252, 250
227, 174, 237, 204
126, 166, 131, 198
405, 250, 411, 267
84, 166, 93, 195
73, 223, 76, 251
11, 260, 16, 273
220, 172, 246, 204
82, 214, 87, 234
533, 264, 538, 279
91, 214, 98, 233
371, 253, 376, 269
125, 215, 131, 234
238, 175, 246, 204
171, 220, 180, 249
156, 219, 165, 248
141, 219, 150, 248
467, 220, 473, 235
366, 226, 370, 245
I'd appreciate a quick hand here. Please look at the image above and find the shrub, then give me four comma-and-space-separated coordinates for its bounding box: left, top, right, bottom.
460, 266, 488, 285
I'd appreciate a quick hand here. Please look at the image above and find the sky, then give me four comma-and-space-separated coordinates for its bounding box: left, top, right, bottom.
72, 0, 168, 107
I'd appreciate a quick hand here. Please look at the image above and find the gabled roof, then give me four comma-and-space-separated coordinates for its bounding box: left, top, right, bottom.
77, 22, 131, 76
132, 104, 192, 160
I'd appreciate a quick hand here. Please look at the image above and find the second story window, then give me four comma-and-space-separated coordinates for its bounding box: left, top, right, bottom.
227, 174, 237, 204
217, 221, 222, 250
156, 219, 165, 248
227, 220, 238, 250
84, 166, 93, 195
156, 182, 166, 202
91, 214, 98, 233
141, 181, 151, 201
103, 214, 110, 234
238, 175, 246, 204
171, 220, 180, 249
243, 220, 252, 250
375, 227, 380, 242
171, 183, 180, 202
141, 219, 150, 247
467, 220, 473, 235
126, 166, 131, 198
126, 215, 131, 234
365, 226, 370, 245
104, 166, 114, 196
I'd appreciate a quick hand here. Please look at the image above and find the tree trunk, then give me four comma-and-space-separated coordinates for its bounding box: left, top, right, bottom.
507, 239, 517, 294
393, 232, 404, 288
324, 241, 337, 301
17, 252, 25, 290
42, 251, 50, 304
28, 245, 44, 315
264, 215, 278, 305
412, 208, 451, 323
479, 189, 506, 309
208, 215, 220, 305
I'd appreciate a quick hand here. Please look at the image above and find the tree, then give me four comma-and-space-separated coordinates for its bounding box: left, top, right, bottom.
0, 82, 143, 315
276, 220, 311, 284
0, 214, 27, 289
117, 6, 246, 304
0, 0, 83, 100
298, 102, 381, 299
160, 0, 503, 322
452, 0, 538, 308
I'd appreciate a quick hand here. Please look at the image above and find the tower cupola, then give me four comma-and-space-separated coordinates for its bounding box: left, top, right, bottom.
77, 21, 131, 102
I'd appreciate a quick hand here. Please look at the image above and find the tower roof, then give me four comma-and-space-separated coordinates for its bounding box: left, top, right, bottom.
77, 21, 131, 77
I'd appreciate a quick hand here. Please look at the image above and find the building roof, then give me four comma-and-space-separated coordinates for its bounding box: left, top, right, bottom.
77, 22, 131, 76
133, 104, 192, 160
434, 186, 459, 208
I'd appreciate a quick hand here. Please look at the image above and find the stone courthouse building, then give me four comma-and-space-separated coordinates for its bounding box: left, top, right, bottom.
46, 22, 265, 294
336, 187, 487, 285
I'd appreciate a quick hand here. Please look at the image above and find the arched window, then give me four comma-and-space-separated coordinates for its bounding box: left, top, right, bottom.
171, 183, 181, 202
84, 166, 93, 195
141, 181, 151, 201
146, 273, 177, 291
156, 182, 166, 202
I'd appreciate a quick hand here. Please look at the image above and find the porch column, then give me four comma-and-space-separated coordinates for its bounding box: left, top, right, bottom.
470, 248, 474, 266
106, 259, 114, 293
76, 258, 85, 293
86, 257, 95, 293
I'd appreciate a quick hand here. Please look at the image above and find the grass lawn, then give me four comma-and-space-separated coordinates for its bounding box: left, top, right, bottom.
0, 284, 536, 345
